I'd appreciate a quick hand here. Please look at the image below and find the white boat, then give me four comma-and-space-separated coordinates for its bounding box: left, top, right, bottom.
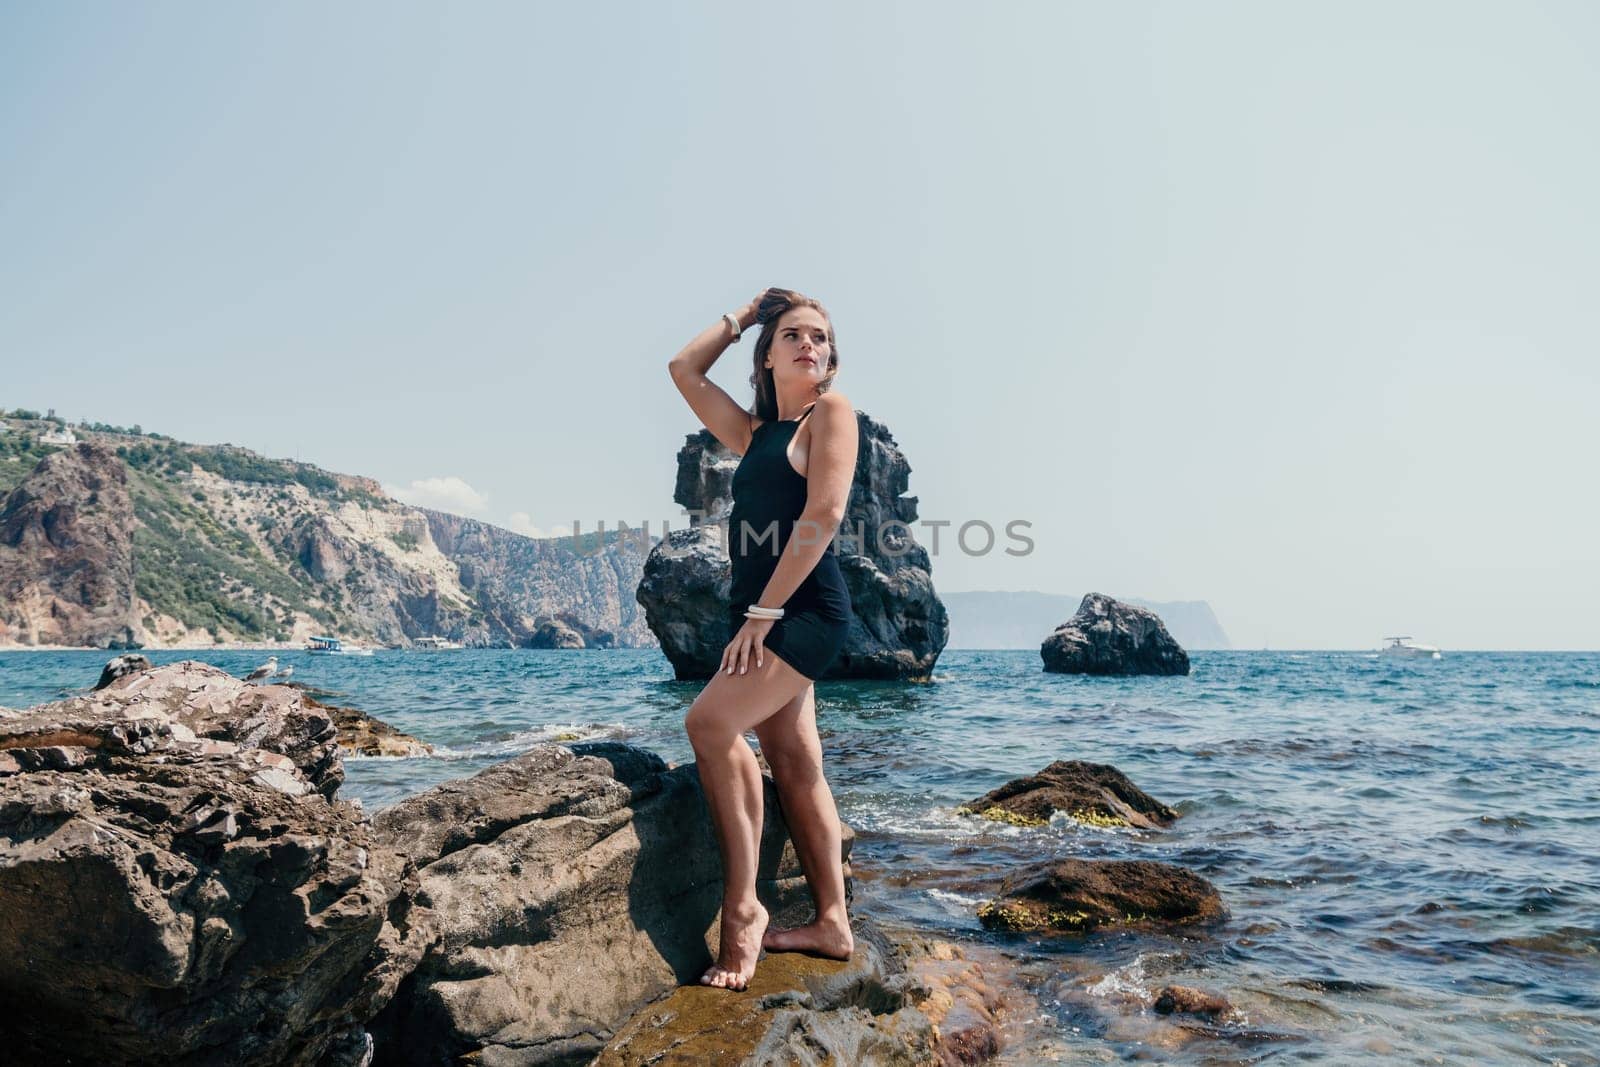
1380, 636, 1441, 659
305, 635, 375, 657
414, 636, 463, 650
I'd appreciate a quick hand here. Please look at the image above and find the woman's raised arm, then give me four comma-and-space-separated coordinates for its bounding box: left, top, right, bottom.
668, 295, 764, 456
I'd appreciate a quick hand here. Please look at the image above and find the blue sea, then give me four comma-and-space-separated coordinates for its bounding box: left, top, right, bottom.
4, 649, 1597, 1065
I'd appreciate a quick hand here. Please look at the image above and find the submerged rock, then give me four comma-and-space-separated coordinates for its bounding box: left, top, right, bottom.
1153, 985, 1233, 1019
1040, 593, 1190, 676
638, 412, 948, 680
977, 859, 1225, 935
367, 740, 860, 1065
957, 760, 1179, 829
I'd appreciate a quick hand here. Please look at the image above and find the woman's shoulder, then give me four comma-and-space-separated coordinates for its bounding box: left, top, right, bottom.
812, 391, 853, 417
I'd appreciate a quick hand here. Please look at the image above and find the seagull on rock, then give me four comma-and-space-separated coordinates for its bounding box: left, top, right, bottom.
244, 656, 279, 682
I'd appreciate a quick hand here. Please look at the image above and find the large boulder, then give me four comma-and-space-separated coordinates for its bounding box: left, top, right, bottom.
1040, 593, 1190, 676
638, 412, 948, 680
957, 760, 1180, 830
367, 740, 859, 1065
0, 667, 425, 1065
976, 859, 1225, 935
0, 442, 143, 648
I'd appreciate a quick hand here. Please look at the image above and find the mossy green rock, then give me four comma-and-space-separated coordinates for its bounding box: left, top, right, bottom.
959, 759, 1179, 830
977, 858, 1225, 935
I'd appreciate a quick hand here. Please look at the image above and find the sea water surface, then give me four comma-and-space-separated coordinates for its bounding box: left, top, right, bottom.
4, 649, 1597, 1065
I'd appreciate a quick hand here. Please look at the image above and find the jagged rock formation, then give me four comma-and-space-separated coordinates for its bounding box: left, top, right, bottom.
0, 443, 142, 647
423, 509, 649, 647
638, 412, 948, 680
1040, 592, 1191, 676
977, 858, 1226, 935
957, 759, 1180, 830
0, 663, 426, 1065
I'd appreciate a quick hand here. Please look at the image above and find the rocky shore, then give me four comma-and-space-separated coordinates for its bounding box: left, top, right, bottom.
0, 659, 1229, 1064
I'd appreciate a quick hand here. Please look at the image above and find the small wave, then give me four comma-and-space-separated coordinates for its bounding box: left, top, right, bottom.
1082, 951, 1190, 1002
428, 722, 633, 760
926, 887, 989, 914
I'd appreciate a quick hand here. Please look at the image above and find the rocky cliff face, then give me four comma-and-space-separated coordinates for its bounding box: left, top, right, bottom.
0, 443, 141, 647
424, 509, 655, 647
0, 419, 652, 649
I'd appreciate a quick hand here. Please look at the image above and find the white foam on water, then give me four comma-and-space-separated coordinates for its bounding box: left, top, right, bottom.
926, 887, 989, 915
1083, 951, 1187, 1002
427, 722, 633, 760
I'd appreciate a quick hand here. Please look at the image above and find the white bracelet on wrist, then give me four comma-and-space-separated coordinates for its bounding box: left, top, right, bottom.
745, 605, 783, 619
722, 312, 742, 342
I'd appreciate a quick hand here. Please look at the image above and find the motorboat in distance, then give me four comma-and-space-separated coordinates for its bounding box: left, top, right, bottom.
1381, 636, 1442, 659
305, 635, 375, 657
414, 636, 463, 650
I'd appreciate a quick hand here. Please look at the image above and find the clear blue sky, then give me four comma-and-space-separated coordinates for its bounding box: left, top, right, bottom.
3, 1, 1596, 649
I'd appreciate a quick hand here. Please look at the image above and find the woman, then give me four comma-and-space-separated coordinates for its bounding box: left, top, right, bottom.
668, 286, 859, 991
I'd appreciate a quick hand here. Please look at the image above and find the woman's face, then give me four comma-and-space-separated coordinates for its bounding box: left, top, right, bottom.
765, 307, 834, 389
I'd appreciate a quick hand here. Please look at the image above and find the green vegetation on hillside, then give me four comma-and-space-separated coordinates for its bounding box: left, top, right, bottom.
127, 467, 336, 641
0, 427, 62, 496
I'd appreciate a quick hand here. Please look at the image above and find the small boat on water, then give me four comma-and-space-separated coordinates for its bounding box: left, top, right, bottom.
1381, 636, 1442, 659
305, 635, 375, 657
414, 636, 463, 650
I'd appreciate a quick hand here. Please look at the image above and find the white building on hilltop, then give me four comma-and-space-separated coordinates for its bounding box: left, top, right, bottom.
41, 427, 78, 445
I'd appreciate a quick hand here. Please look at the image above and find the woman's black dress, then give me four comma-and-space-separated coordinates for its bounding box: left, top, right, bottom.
726, 402, 853, 680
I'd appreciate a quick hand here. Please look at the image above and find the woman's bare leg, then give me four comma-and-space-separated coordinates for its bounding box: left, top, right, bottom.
752, 685, 854, 959
684, 653, 814, 990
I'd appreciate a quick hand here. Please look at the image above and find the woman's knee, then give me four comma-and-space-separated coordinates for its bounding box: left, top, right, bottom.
684, 699, 734, 748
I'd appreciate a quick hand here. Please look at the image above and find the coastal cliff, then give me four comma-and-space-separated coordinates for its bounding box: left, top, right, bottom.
0, 416, 652, 649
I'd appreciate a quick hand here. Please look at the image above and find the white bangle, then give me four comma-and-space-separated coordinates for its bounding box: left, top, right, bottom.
722, 312, 742, 342
745, 605, 783, 619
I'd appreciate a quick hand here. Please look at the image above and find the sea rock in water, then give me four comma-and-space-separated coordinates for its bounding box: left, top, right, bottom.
638, 411, 948, 680
4, 660, 344, 796
0, 442, 143, 648
0, 669, 424, 1065
1040, 593, 1190, 676
368, 740, 863, 1065
1154, 985, 1233, 1019
95, 652, 154, 690
977, 859, 1225, 935
958, 760, 1179, 829
527, 616, 587, 648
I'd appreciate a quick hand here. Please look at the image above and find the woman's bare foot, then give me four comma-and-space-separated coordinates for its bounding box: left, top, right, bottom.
761, 913, 854, 959
699, 900, 769, 991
